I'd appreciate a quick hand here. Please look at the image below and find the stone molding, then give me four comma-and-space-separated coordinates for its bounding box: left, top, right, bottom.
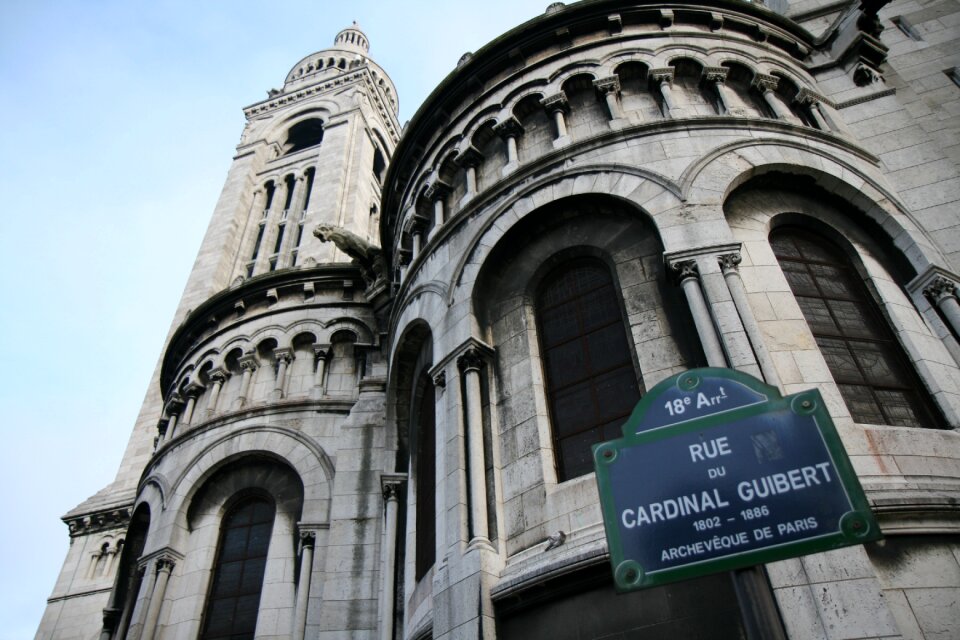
540, 91, 569, 113
64, 506, 132, 537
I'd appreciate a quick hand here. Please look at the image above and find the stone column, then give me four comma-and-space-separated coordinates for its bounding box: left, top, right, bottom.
493, 116, 524, 175
703, 67, 742, 116
244, 187, 268, 273
752, 74, 792, 120
205, 368, 227, 416
457, 348, 490, 546
540, 92, 570, 145
279, 174, 306, 268
593, 75, 624, 121
925, 275, 960, 336
87, 549, 103, 579
163, 394, 184, 442
236, 354, 258, 408
255, 180, 284, 274
312, 345, 330, 398
272, 348, 293, 400
408, 215, 428, 261
181, 382, 204, 426
379, 479, 404, 640
671, 260, 727, 367
455, 146, 484, 207
719, 253, 781, 387
796, 88, 830, 130
101, 545, 118, 577
649, 68, 677, 117
292, 530, 316, 640
114, 566, 144, 640
154, 419, 168, 451
397, 249, 412, 284
425, 181, 451, 238
140, 556, 175, 640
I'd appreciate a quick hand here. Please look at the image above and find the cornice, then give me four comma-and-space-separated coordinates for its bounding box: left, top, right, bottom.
63, 505, 132, 538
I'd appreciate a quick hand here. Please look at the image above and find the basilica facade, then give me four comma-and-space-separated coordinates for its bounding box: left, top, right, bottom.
37, 1, 960, 638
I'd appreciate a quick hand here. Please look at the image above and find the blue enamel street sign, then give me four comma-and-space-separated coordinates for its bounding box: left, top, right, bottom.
593, 368, 881, 592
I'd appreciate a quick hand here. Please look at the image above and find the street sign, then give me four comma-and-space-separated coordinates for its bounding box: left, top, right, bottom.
593, 368, 881, 592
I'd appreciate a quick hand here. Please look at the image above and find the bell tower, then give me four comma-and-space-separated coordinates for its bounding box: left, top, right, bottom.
36, 25, 400, 640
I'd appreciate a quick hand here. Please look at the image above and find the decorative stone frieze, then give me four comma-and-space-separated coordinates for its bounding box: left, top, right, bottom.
65, 507, 131, 537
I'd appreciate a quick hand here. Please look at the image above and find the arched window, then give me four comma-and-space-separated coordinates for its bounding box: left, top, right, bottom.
771, 227, 940, 428
413, 373, 436, 580
285, 118, 324, 154
201, 496, 275, 640
536, 259, 642, 480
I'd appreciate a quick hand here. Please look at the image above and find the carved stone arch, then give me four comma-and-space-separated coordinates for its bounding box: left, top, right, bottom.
386, 320, 434, 474
708, 48, 764, 68
600, 47, 657, 69
139, 474, 170, 511
387, 282, 451, 347
444, 166, 683, 306
168, 427, 334, 527
549, 63, 601, 87
688, 146, 945, 272
249, 324, 290, 350
500, 79, 549, 112
462, 109, 502, 146
655, 43, 711, 65
321, 316, 375, 344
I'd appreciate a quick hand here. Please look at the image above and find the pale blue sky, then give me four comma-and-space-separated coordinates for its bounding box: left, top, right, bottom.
0, 1, 550, 636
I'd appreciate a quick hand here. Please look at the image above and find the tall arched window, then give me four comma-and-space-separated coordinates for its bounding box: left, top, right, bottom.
771, 227, 940, 428
413, 373, 436, 580
537, 259, 642, 480
201, 496, 275, 640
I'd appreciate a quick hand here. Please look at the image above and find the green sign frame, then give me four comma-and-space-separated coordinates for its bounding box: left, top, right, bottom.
593, 368, 881, 592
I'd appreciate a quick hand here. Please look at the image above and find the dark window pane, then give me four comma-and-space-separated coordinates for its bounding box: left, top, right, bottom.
816, 338, 863, 383
782, 263, 817, 296
539, 301, 579, 348
772, 227, 939, 429
837, 384, 885, 425
551, 381, 595, 438
201, 498, 274, 640
544, 340, 587, 388
537, 260, 642, 480
797, 297, 838, 335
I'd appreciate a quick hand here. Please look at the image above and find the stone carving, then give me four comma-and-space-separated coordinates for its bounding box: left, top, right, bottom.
314, 223, 387, 285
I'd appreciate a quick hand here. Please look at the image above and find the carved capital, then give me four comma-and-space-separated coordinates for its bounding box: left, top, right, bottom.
299, 530, 316, 547
924, 275, 958, 304
718, 252, 742, 273
382, 482, 401, 502
752, 73, 779, 92
540, 92, 569, 113
273, 347, 294, 364
457, 347, 484, 374
648, 68, 674, 84
313, 344, 331, 361
165, 393, 185, 415
455, 146, 484, 169
209, 367, 229, 384
670, 259, 700, 283
397, 248, 413, 267
593, 75, 621, 95
795, 87, 829, 106
156, 418, 169, 438
434, 370, 447, 389
424, 180, 452, 202
239, 354, 259, 373
184, 381, 205, 399
155, 556, 176, 574
702, 67, 729, 83
493, 116, 524, 139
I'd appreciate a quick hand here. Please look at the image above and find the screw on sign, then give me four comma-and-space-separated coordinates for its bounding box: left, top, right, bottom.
593, 368, 881, 592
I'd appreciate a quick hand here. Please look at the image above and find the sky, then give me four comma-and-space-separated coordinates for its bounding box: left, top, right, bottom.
0, 1, 551, 636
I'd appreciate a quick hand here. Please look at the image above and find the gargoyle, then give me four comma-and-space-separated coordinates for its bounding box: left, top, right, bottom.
313, 223, 387, 285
